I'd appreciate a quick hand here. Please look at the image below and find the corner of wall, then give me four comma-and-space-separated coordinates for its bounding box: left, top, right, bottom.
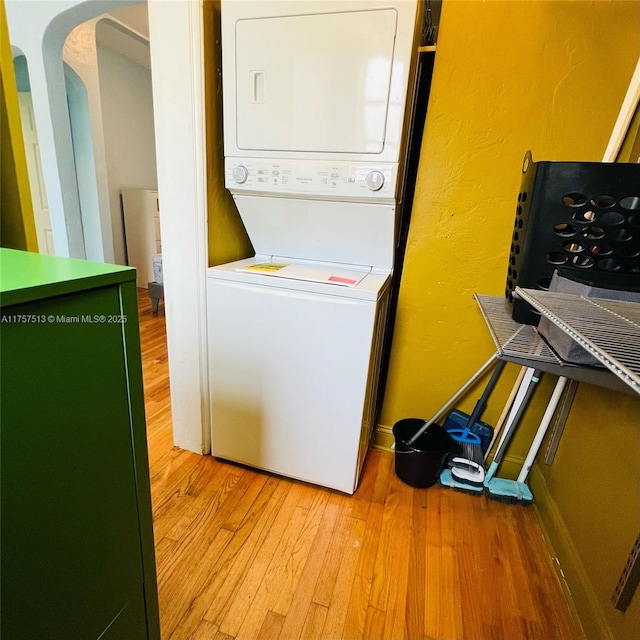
530, 465, 611, 640
1, 1, 38, 252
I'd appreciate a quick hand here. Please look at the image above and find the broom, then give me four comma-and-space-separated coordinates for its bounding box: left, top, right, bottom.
484, 368, 543, 502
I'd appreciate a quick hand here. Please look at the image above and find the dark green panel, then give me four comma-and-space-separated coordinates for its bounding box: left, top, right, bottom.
118, 280, 161, 640
1, 286, 146, 640
99, 589, 149, 640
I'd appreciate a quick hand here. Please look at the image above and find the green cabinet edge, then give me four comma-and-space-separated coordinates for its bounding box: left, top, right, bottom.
0, 248, 161, 640
0, 248, 136, 306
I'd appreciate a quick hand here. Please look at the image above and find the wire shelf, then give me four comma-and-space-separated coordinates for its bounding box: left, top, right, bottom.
473, 294, 634, 395
474, 295, 560, 363
515, 288, 640, 395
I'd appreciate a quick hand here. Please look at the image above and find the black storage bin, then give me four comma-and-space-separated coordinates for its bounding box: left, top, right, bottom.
505, 152, 640, 325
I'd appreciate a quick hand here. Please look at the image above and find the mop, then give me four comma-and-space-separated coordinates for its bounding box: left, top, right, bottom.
405, 354, 499, 447
440, 363, 529, 493
512, 376, 568, 500
484, 368, 549, 503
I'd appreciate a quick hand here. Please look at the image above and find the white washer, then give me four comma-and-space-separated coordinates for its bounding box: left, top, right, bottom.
207, 193, 396, 493
207, 257, 390, 493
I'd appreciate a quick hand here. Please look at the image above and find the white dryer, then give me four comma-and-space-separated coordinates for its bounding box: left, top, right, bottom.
208, 0, 421, 494
221, 0, 421, 166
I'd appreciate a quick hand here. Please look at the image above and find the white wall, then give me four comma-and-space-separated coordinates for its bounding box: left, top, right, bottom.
97, 25, 157, 265
5, 0, 140, 258
64, 18, 114, 263
7, 0, 210, 454
65, 64, 106, 262
8, 1, 157, 265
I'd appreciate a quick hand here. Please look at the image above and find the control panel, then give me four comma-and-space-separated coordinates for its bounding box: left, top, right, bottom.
225, 158, 397, 201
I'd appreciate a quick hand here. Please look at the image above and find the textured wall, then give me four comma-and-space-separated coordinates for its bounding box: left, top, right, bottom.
379, 2, 640, 637
380, 0, 639, 442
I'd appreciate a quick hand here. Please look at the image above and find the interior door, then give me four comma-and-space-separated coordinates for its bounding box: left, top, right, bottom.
18, 92, 54, 254
234, 9, 398, 154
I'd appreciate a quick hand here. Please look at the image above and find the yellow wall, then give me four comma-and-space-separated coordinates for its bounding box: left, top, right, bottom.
533, 384, 639, 639
378, 1, 640, 637
380, 0, 639, 435
203, 0, 253, 266
0, 0, 37, 252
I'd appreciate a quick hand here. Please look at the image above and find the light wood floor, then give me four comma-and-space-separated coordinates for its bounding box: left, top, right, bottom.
137, 291, 582, 640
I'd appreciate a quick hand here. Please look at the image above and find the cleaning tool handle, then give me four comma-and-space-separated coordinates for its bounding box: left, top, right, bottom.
406, 354, 498, 446
516, 376, 567, 483
491, 367, 535, 457
485, 365, 527, 460
492, 368, 542, 466
484, 367, 539, 485
464, 359, 507, 429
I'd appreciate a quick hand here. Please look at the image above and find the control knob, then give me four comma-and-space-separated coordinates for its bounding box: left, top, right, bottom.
365, 170, 385, 191
232, 165, 249, 184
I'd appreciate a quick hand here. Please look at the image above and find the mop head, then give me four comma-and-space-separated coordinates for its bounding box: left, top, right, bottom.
439, 468, 483, 495
485, 477, 533, 505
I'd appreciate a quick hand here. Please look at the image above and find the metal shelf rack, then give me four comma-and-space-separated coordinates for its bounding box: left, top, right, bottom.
514, 287, 640, 396
479, 288, 640, 613
473, 294, 633, 395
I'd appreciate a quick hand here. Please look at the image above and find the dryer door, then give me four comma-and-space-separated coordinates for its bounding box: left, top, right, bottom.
234, 9, 398, 154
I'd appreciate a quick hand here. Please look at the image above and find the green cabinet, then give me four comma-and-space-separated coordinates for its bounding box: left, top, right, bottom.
0, 249, 160, 640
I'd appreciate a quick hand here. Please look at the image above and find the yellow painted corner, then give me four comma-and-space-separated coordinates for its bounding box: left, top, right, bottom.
0, 0, 38, 252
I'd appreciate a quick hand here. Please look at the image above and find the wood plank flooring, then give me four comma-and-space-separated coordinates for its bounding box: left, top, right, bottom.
137, 290, 582, 640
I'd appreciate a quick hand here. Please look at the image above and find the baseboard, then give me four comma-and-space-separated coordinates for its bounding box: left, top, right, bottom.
372, 423, 395, 450
529, 464, 611, 640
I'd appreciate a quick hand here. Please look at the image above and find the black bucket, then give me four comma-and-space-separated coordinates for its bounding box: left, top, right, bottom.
392, 418, 459, 488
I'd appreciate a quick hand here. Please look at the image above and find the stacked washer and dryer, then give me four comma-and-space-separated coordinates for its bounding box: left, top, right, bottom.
207, 0, 422, 494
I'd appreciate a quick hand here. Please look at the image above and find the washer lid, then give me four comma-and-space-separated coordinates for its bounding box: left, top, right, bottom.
233, 195, 397, 270
236, 260, 369, 287
207, 257, 391, 301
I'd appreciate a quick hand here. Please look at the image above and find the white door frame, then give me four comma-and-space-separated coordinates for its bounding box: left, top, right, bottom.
17, 91, 55, 254
147, 0, 210, 453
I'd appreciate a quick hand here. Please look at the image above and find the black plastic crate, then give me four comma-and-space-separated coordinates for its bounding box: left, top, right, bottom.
506, 152, 640, 325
